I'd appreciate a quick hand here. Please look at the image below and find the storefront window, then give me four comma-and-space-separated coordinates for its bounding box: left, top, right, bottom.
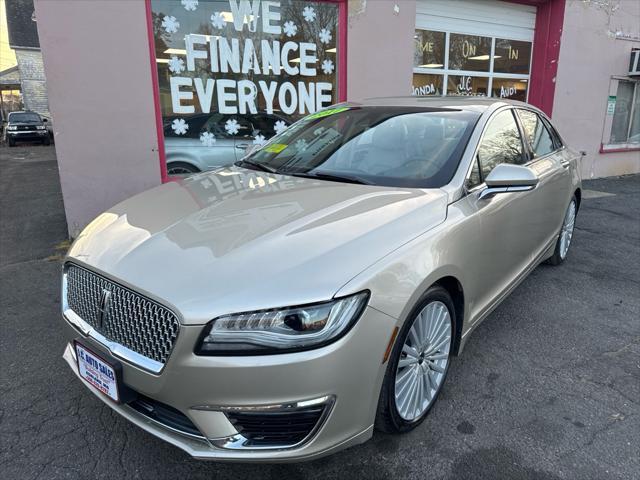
412, 73, 444, 96
494, 39, 531, 75
411, 29, 531, 102
447, 75, 488, 96
609, 80, 640, 144
448, 34, 491, 72
414, 30, 445, 69
150, 0, 341, 176
491, 78, 528, 101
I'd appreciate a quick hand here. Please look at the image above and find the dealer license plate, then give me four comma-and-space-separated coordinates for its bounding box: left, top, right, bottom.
75, 342, 120, 402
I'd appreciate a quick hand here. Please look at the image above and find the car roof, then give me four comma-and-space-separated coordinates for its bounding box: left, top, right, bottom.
347, 96, 532, 113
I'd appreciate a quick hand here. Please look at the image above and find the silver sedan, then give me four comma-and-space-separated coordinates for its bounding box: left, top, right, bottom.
60, 97, 581, 461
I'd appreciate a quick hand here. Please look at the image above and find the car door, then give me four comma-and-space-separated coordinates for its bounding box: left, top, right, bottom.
463, 108, 544, 320
515, 108, 573, 253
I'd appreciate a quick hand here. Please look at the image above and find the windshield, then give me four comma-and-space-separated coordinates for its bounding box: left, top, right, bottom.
240, 106, 479, 188
9, 112, 41, 123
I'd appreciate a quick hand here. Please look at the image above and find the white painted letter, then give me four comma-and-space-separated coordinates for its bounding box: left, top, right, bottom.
278, 82, 297, 115
258, 80, 278, 114
219, 38, 241, 73
316, 82, 332, 109
281, 41, 299, 75
262, 1, 281, 35
299, 43, 317, 76
217, 79, 238, 114
238, 80, 258, 114
185, 34, 208, 71
170, 77, 195, 114
194, 78, 215, 113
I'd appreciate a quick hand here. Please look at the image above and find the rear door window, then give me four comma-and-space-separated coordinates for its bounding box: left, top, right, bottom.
517, 109, 556, 158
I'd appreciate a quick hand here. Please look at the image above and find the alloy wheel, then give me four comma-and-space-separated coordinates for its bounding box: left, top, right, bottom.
394, 300, 452, 421
559, 200, 576, 260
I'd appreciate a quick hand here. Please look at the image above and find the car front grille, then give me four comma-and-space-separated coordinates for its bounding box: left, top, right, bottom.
225, 405, 327, 447
64, 263, 180, 366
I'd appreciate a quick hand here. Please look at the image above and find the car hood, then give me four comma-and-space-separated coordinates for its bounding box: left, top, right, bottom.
68, 167, 448, 324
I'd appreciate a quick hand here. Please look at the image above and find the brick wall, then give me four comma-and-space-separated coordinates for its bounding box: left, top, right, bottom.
15, 48, 50, 118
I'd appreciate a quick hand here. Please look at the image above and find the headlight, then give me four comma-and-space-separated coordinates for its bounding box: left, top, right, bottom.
36, 125, 46, 130
195, 291, 369, 355
7, 125, 17, 131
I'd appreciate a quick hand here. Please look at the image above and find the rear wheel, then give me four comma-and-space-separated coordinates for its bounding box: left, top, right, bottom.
546, 195, 577, 266
376, 286, 454, 433
167, 162, 200, 175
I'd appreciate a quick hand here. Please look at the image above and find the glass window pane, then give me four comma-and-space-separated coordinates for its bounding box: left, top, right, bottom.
448, 34, 491, 72
412, 73, 444, 96
494, 39, 532, 74
628, 85, 640, 144
610, 81, 635, 143
414, 30, 445, 69
517, 109, 555, 158
447, 75, 489, 96
492, 78, 528, 101
151, 0, 340, 175
478, 110, 524, 178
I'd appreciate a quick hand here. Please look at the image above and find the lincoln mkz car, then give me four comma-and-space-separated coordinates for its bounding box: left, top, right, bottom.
61, 97, 581, 461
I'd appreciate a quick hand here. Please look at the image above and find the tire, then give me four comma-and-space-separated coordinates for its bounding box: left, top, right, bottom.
546, 195, 577, 266
42, 137, 51, 146
166, 161, 200, 175
8, 138, 15, 147
375, 286, 455, 433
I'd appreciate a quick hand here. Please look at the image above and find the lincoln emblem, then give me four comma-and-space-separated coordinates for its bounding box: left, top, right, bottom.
98, 288, 111, 329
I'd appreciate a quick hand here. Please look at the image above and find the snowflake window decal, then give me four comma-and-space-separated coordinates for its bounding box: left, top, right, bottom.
273, 120, 288, 135
181, 0, 198, 11
319, 28, 332, 45
302, 6, 316, 23
253, 134, 266, 146
211, 12, 226, 30
200, 131, 216, 147
283, 21, 298, 38
161, 15, 180, 34
295, 139, 308, 151
171, 118, 189, 135
321, 59, 334, 75
225, 118, 240, 136
168, 56, 185, 74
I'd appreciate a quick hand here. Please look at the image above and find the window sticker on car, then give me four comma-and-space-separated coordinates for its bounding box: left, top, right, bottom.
264, 143, 288, 153
306, 107, 351, 120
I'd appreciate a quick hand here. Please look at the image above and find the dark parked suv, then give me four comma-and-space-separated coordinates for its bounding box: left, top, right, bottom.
5, 111, 50, 146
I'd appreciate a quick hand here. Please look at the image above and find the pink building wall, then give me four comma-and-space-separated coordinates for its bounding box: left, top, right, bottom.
346, 0, 416, 101
34, 0, 162, 237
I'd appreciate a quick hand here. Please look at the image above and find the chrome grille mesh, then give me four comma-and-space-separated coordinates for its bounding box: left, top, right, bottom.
65, 264, 180, 365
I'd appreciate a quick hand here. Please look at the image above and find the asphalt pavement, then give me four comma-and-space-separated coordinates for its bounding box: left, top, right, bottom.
1, 145, 638, 480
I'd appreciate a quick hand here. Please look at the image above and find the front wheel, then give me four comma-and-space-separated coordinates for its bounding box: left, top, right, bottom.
166, 161, 200, 176
546, 195, 577, 266
375, 286, 455, 433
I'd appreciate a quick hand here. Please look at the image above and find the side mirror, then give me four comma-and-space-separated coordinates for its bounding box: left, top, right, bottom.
42, 118, 48, 123
480, 163, 539, 200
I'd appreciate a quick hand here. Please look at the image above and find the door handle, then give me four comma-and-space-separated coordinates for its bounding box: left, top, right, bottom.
560, 160, 571, 169
236, 143, 249, 150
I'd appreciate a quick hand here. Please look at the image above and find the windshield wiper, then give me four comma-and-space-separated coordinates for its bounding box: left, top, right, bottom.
282, 171, 372, 185
235, 159, 278, 174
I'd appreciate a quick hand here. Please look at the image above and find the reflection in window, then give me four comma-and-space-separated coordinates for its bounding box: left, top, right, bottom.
412, 73, 443, 96
414, 30, 445, 69
448, 34, 491, 72
494, 39, 532, 74
609, 80, 640, 144
491, 78, 528, 101
447, 75, 488, 96
151, 0, 340, 175
517, 109, 555, 158
477, 110, 524, 179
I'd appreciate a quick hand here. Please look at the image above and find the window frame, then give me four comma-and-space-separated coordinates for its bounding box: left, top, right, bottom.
412, 28, 533, 100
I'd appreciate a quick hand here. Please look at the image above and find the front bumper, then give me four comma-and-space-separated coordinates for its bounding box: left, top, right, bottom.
62, 305, 396, 462
7, 130, 48, 140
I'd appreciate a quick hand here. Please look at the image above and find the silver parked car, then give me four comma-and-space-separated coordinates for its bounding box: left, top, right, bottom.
61, 97, 581, 462
164, 112, 290, 175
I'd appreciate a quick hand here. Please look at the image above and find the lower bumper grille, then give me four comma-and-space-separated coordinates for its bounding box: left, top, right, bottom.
128, 395, 203, 438
225, 406, 326, 447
